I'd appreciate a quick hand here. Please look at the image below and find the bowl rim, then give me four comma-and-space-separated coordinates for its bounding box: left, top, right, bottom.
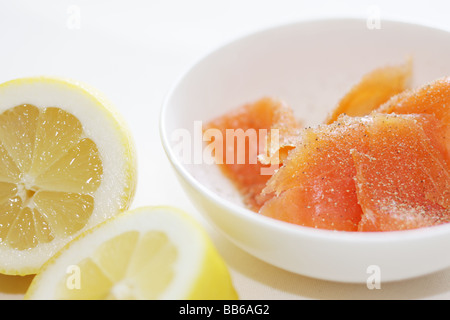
159, 17, 450, 244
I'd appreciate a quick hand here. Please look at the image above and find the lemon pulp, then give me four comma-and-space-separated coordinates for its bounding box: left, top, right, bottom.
57, 231, 177, 300
0, 104, 102, 251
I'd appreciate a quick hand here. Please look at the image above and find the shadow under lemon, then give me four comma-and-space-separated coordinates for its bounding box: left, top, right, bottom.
0, 273, 34, 296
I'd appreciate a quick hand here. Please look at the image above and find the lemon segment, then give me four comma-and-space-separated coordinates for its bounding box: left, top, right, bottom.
25, 206, 239, 300
30, 106, 83, 176
0, 104, 39, 174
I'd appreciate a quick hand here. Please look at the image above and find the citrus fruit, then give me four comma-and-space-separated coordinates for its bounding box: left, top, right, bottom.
0, 77, 137, 275
25, 206, 238, 300
204, 97, 300, 210
325, 58, 412, 124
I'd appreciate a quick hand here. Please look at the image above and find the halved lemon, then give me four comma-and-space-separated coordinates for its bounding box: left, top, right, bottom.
25, 206, 238, 300
0, 77, 137, 275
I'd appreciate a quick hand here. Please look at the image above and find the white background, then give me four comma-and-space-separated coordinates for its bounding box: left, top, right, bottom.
1, 0, 450, 300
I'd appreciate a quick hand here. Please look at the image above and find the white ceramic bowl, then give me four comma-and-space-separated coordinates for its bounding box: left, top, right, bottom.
160, 18, 450, 283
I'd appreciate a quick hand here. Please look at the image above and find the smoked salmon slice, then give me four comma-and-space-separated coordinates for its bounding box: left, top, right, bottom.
325, 59, 412, 124
378, 76, 450, 123
204, 97, 300, 210
260, 116, 369, 231
260, 113, 450, 231
353, 114, 450, 231
378, 76, 450, 158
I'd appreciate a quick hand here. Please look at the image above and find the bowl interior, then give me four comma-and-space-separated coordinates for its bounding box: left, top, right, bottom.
163, 18, 450, 209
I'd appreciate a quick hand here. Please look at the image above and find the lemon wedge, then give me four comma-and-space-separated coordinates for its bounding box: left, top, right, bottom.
25, 206, 238, 300
0, 77, 137, 275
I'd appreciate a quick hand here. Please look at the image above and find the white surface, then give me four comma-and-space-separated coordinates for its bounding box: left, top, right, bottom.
1, 0, 450, 300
